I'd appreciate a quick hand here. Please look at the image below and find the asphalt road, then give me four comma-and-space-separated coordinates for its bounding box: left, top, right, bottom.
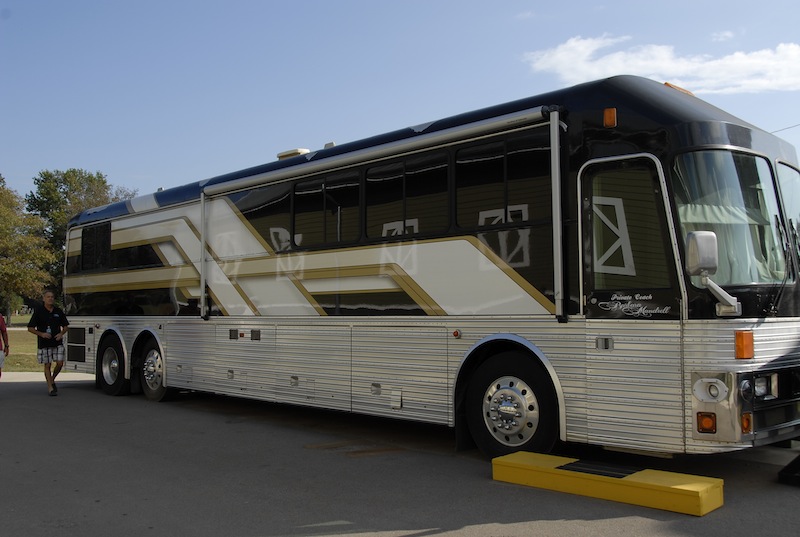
2, 371, 799, 537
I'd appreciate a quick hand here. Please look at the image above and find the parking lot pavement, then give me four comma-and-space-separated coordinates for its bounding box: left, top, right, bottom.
3, 371, 92, 381
2, 371, 799, 537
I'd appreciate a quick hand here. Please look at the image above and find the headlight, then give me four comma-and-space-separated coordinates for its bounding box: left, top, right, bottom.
740, 379, 754, 401
755, 377, 769, 397
754, 373, 778, 399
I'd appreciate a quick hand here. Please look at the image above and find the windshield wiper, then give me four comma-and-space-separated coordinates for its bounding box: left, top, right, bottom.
766, 215, 793, 315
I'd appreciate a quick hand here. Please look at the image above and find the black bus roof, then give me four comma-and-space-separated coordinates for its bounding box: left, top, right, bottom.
69, 75, 797, 228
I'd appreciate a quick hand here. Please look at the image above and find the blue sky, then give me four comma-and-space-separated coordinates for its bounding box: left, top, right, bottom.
2, 0, 799, 198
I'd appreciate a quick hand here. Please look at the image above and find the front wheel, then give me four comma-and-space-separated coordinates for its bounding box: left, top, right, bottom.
140, 340, 169, 402
98, 336, 130, 396
466, 352, 558, 458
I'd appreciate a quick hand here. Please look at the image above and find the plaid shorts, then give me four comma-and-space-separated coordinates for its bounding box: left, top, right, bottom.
37, 346, 65, 365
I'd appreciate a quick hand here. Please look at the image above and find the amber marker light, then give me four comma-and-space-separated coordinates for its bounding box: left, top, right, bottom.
741, 412, 753, 434
603, 108, 617, 128
697, 412, 717, 434
735, 330, 754, 359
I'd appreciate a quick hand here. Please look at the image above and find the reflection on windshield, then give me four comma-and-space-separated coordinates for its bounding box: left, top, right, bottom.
778, 163, 800, 243
673, 151, 786, 285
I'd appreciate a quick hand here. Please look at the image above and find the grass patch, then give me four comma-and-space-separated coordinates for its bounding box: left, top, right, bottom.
4, 328, 43, 372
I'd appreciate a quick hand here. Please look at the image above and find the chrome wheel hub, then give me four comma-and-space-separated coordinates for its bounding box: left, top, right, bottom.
482, 375, 539, 447
142, 349, 163, 390
101, 348, 120, 385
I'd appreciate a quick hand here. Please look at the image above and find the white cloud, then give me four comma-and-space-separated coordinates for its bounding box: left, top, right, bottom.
523, 35, 800, 94
711, 31, 735, 42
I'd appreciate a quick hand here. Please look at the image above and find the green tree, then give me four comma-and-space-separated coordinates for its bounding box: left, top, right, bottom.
24, 168, 137, 286
0, 176, 55, 316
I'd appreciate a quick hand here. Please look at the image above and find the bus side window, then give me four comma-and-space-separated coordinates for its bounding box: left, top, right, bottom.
366, 162, 404, 238
507, 131, 551, 221
228, 183, 292, 252
294, 171, 361, 247
405, 152, 448, 234
294, 178, 325, 246
456, 141, 504, 228
455, 129, 551, 229
453, 130, 554, 298
366, 152, 448, 239
324, 171, 360, 243
81, 222, 111, 272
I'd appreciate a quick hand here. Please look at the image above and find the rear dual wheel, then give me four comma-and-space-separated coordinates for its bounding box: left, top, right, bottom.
98, 337, 130, 396
140, 340, 168, 402
97, 336, 168, 401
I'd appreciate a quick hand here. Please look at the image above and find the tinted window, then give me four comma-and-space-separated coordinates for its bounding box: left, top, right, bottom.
324, 171, 361, 243
365, 153, 448, 239
456, 141, 504, 228
81, 222, 111, 271
366, 162, 404, 238
294, 178, 325, 246
229, 183, 292, 252
456, 129, 550, 229
406, 153, 448, 234
294, 171, 361, 247
507, 132, 551, 222
589, 161, 671, 289
109, 244, 164, 270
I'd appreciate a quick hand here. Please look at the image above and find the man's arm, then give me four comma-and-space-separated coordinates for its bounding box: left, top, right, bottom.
28, 326, 51, 339
55, 325, 69, 341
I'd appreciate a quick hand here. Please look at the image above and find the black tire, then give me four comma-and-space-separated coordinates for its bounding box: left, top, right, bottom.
97, 336, 130, 396
140, 339, 169, 402
466, 351, 558, 458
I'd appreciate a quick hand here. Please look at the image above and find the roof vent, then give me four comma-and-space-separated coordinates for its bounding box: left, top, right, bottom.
277, 148, 310, 160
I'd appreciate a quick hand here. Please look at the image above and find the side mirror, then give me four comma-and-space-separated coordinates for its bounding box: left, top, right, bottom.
685, 231, 718, 276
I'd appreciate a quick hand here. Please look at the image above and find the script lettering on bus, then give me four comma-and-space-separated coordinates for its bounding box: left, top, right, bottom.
596, 293, 672, 318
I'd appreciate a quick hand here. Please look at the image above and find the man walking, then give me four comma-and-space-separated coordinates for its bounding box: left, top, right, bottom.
27, 289, 69, 396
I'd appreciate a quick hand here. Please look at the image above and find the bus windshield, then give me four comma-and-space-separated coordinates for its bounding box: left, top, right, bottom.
672, 150, 787, 286
778, 163, 800, 246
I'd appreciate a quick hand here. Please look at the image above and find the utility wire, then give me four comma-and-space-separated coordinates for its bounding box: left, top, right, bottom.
772, 123, 800, 134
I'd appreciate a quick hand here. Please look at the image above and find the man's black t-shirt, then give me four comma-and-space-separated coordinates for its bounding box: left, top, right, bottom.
27, 304, 70, 349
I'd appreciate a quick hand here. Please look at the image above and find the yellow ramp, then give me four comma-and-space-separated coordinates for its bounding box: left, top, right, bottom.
493, 452, 723, 516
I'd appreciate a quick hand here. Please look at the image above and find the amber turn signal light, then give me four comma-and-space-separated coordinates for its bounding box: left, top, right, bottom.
741, 412, 753, 434
735, 330, 754, 359
697, 412, 717, 434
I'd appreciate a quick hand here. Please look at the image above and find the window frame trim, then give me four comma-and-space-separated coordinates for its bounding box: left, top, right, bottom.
577, 153, 687, 320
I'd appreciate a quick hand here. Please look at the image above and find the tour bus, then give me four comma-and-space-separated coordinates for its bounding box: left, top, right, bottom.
63, 75, 800, 458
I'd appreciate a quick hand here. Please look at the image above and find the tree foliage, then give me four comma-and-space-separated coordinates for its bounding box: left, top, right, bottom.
0, 176, 55, 314
24, 168, 138, 286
